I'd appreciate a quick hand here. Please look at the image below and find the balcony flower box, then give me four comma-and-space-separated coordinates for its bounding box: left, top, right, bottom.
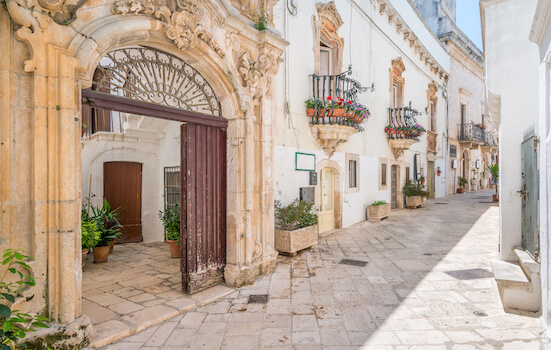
368, 201, 391, 222
275, 200, 318, 256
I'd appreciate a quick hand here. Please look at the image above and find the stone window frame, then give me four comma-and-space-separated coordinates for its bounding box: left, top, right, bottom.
427, 81, 438, 132
379, 157, 389, 190
345, 153, 360, 193
390, 57, 406, 109
314, 2, 345, 76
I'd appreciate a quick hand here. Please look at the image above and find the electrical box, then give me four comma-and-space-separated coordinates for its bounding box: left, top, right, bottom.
309, 171, 318, 185
476, 160, 481, 169
451, 159, 458, 169
300, 187, 315, 204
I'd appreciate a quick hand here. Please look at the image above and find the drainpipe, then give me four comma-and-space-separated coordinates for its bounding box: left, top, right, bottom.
443, 80, 450, 195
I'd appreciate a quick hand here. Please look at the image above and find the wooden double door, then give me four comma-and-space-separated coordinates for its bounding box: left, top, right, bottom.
83, 90, 227, 294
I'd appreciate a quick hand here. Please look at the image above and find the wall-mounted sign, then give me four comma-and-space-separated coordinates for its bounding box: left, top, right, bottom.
295, 152, 316, 171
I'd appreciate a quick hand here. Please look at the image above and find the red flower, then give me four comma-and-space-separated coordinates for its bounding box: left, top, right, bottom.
348, 100, 352, 104
327, 96, 332, 101
339, 97, 345, 101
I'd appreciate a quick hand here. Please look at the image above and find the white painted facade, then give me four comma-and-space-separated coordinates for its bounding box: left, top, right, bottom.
271, 0, 450, 232
529, 0, 551, 339
481, 0, 540, 262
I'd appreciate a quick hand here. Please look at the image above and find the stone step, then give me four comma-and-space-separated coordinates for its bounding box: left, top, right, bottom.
491, 259, 540, 314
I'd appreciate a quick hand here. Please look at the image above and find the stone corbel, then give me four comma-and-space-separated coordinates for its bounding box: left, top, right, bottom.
310, 124, 358, 158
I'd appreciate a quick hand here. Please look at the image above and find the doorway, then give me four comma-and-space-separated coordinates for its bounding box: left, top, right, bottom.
319, 168, 336, 233
391, 165, 398, 209
521, 134, 539, 260
103, 161, 143, 243
427, 161, 435, 199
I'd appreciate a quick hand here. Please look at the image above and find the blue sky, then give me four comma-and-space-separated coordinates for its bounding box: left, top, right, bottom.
456, 0, 483, 51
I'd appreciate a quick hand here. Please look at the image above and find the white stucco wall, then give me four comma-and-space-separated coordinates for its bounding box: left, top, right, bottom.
271, 0, 449, 231
482, 0, 540, 261
81, 116, 181, 243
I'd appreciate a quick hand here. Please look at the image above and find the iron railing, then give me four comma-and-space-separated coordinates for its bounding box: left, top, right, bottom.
485, 132, 497, 146
458, 123, 485, 143
387, 106, 421, 139
309, 67, 371, 131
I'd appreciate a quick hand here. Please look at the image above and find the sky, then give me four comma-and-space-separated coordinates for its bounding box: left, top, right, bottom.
456, 0, 484, 51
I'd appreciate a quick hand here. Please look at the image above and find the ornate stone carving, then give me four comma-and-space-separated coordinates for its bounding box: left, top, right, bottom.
428, 81, 438, 96
388, 139, 416, 160
228, 0, 278, 26
391, 57, 405, 84
113, 0, 225, 58
310, 124, 358, 157
237, 49, 281, 101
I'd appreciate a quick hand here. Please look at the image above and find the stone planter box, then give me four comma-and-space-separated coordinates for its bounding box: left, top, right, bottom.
368, 203, 391, 222
406, 196, 424, 209
275, 225, 318, 255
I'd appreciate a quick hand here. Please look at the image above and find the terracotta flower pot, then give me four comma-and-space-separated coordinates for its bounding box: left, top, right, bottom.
457, 188, 465, 193
306, 108, 315, 116
329, 108, 345, 117
93, 246, 110, 263
493, 194, 499, 202
82, 248, 89, 268
167, 240, 180, 258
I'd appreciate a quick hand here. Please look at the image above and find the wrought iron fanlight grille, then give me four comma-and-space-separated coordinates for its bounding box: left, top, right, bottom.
92, 47, 221, 117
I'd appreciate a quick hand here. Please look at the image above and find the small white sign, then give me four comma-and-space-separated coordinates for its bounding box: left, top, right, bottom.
295, 153, 316, 171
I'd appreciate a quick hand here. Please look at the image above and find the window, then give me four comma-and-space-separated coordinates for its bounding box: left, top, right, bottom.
392, 83, 403, 109
349, 160, 357, 188
461, 104, 466, 125
429, 101, 435, 132
164, 166, 181, 209
405, 167, 410, 183
320, 45, 332, 76
450, 145, 457, 158
381, 163, 387, 186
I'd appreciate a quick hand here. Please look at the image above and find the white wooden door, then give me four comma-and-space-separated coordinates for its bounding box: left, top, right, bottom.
319, 168, 335, 233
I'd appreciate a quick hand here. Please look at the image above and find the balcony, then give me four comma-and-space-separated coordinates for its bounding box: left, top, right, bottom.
458, 123, 485, 148
385, 105, 425, 160
482, 130, 498, 153
307, 67, 371, 157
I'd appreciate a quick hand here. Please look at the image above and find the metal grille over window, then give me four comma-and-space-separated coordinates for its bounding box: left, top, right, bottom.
91, 47, 221, 116
164, 166, 181, 209
349, 160, 357, 188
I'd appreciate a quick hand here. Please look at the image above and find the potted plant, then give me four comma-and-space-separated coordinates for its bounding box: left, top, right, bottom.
305, 97, 322, 116
471, 169, 478, 191
458, 176, 468, 193
368, 200, 391, 222
403, 180, 429, 209
81, 208, 101, 268
487, 163, 499, 201
274, 200, 318, 255
159, 204, 181, 258
91, 199, 122, 263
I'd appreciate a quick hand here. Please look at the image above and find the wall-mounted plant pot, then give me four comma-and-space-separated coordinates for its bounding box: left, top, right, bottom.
368, 203, 391, 222
275, 225, 318, 256
82, 249, 89, 268
406, 196, 424, 209
329, 108, 345, 117
93, 246, 110, 263
167, 240, 181, 258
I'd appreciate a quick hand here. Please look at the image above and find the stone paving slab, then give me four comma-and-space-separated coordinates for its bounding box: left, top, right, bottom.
100, 191, 548, 349
82, 242, 234, 348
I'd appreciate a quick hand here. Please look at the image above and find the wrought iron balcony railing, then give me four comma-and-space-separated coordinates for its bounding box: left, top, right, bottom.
485, 132, 497, 146
386, 106, 424, 140
458, 123, 485, 143
309, 67, 372, 132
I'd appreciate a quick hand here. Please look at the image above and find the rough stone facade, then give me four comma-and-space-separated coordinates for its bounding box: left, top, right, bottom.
0, 0, 287, 345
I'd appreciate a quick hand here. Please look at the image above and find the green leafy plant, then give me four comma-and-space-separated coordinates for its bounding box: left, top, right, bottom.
253, 10, 268, 31
371, 200, 387, 206
1, 249, 49, 350
90, 198, 123, 247
305, 97, 323, 109
275, 200, 318, 231
403, 180, 429, 198
81, 210, 101, 251
487, 163, 499, 195
158, 204, 181, 243
458, 176, 468, 188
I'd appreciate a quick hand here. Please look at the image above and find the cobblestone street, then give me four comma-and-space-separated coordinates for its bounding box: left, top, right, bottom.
102, 190, 545, 349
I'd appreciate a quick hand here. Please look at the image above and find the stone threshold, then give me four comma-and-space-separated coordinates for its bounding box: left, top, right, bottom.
90, 284, 234, 348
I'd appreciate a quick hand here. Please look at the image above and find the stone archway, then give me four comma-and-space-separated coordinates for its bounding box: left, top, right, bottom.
315, 159, 343, 233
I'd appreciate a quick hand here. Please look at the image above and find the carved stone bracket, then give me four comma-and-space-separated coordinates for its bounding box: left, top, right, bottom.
310, 124, 358, 158
113, 0, 225, 58
388, 138, 415, 160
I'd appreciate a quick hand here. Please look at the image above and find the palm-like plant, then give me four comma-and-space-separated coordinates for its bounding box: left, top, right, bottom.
487, 163, 499, 196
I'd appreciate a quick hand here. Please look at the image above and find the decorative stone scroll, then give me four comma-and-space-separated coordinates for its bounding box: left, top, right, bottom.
315, 1, 345, 74
228, 0, 278, 25
113, 0, 225, 58
391, 57, 406, 84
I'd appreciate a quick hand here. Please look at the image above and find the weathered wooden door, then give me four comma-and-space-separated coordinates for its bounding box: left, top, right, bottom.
103, 162, 143, 243
521, 135, 539, 260
391, 165, 398, 209
318, 168, 335, 233
180, 123, 227, 294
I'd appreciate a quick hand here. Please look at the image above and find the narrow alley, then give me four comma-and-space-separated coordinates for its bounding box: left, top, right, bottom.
102, 190, 544, 349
